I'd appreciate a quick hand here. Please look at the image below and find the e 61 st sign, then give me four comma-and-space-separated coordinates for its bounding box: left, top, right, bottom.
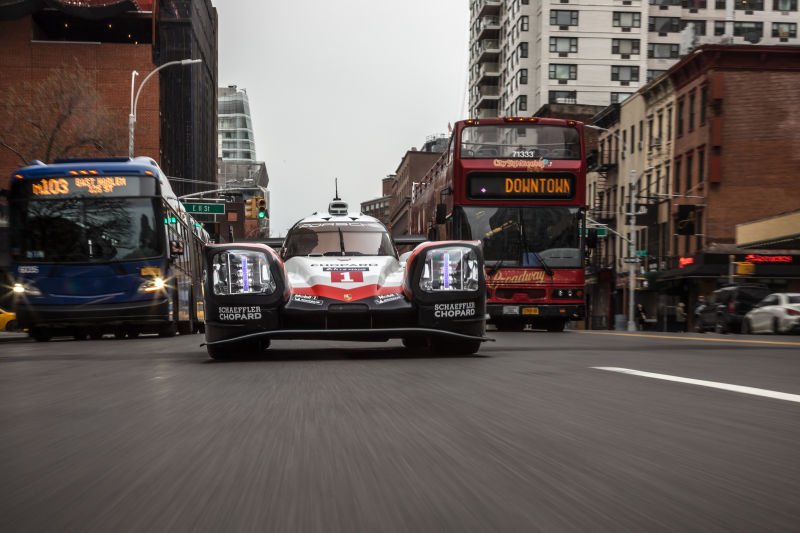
182, 202, 225, 214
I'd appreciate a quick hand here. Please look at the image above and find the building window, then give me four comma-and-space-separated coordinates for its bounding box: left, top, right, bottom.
550, 64, 578, 80
735, 0, 764, 9
686, 153, 694, 191
518, 68, 528, 84
651, 0, 681, 4
520, 15, 529, 31
734, 21, 764, 38
631, 124, 636, 153
700, 85, 708, 125
674, 159, 681, 194
612, 38, 640, 55
550, 37, 578, 53
677, 98, 685, 136
667, 106, 673, 139
647, 69, 667, 81
649, 17, 681, 33
688, 91, 696, 131
517, 95, 528, 111
774, 0, 798, 10
518, 42, 529, 58
550, 10, 579, 26
682, 0, 708, 7
698, 149, 705, 183
648, 43, 680, 58
610, 92, 632, 103
611, 65, 640, 82
714, 20, 725, 35
773, 22, 798, 37
613, 11, 641, 28
549, 90, 577, 104
681, 19, 707, 36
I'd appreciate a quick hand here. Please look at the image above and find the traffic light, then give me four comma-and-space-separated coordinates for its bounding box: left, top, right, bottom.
256, 197, 267, 219
244, 198, 256, 219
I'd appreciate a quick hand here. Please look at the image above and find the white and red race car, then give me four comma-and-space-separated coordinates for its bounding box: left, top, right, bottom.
202, 200, 489, 359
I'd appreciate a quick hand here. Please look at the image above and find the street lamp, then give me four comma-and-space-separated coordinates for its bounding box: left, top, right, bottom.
128, 58, 202, 158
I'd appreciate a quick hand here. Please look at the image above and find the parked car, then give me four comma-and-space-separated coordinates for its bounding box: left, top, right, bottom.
742, 293, 800, 334
0, 308, 18, 332
696, 284, 770, 334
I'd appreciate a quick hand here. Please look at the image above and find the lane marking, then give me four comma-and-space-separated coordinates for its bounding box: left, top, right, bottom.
579, 330, 800, 347
593, 367, 800, 404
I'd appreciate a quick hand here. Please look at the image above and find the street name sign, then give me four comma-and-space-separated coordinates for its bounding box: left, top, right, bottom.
182, 202, 225, 214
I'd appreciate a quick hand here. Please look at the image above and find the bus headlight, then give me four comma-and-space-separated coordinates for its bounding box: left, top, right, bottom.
13, 283, 42, 296
419, 246, 480, 293
138, 277, 166, 293
211, 250, 276, 296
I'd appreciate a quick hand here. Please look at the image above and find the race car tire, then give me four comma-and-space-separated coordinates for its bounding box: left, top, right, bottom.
431, 338, 481, 356
114, 329, 126, 339
72, 329, 89, 341
5, 320, 17, 332
546, 320, 566, 332
208, 339, 269, 360
158, 321, 177, 338
402, 337, 428, 350
31, 328, 52, 342
89, 330, 104, 340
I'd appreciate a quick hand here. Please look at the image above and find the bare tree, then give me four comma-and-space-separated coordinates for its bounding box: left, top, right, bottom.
0, 59, 125, 165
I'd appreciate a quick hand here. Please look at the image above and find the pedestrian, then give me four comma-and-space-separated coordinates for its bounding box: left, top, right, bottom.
693, 295, 707, 332
675, 302, 687, 332
636, 303, 648, 331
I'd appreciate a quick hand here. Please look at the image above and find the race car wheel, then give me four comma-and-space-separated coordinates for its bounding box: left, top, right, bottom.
72, 329, 89, 341
158, 321, 177, 338
5, 320, 17, 332
207, 340, 269, 360
207, 343, 237, 360
402, 337, 428, 350
431, 338, 481, 356
545, 320, 566, 332
31, 328, 52, 342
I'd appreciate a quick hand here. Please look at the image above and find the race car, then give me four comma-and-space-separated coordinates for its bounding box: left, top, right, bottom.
202, 199, 489, 359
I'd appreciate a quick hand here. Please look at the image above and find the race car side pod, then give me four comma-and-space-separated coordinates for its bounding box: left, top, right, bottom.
403, 240, 488, 341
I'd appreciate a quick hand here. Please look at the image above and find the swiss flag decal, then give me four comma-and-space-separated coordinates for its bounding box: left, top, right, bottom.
331, 271, 364, 283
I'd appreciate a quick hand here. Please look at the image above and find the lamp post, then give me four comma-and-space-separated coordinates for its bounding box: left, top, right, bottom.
128, 58, 202, 158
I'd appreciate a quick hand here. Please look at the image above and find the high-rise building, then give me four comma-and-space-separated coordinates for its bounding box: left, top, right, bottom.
216, 85, 270, 239
468, 0, 799, 117
218, 85, 257, 162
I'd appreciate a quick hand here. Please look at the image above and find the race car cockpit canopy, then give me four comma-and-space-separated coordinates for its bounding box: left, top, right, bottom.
282, 205, 395, 260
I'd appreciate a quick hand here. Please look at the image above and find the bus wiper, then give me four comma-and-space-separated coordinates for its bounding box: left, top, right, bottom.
518, 213, 554, 277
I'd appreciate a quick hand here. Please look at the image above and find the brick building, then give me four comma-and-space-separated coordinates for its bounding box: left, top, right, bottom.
658, 45, 800, 307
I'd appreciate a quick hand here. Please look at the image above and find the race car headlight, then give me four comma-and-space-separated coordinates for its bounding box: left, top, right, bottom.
13, 283, 41, 296
419, 246, 480, 293
211, 250, 276, 296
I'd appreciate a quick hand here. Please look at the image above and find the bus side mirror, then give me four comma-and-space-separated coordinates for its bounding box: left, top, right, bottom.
435, 203, 447, 225
586, 228, 598, 249
170, 240, 185, 256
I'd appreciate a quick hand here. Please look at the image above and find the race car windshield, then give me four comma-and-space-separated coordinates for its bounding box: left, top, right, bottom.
283, 223, 395, 259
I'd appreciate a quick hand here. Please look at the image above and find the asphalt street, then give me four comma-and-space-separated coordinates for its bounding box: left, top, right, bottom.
1, 329, 799, 532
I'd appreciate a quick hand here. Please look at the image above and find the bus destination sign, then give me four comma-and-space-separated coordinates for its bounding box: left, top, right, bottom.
468, 172, 576, 200
25, 176, 155, 197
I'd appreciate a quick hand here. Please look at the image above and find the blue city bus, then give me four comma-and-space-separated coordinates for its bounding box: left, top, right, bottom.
7, 157, 209, 341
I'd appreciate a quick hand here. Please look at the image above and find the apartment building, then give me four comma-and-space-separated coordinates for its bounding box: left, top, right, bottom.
468, 0, 799, 118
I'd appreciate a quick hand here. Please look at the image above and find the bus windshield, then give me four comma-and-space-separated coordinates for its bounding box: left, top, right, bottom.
460, 124, 580, 160
283, 223, 395, 259
11, 197, 163, 263
455, 206, 582, 268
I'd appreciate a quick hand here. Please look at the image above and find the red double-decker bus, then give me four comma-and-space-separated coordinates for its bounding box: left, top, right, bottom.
410, 117, 589, 332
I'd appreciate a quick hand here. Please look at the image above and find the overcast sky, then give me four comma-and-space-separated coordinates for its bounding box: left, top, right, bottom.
215, 0, 469, 236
